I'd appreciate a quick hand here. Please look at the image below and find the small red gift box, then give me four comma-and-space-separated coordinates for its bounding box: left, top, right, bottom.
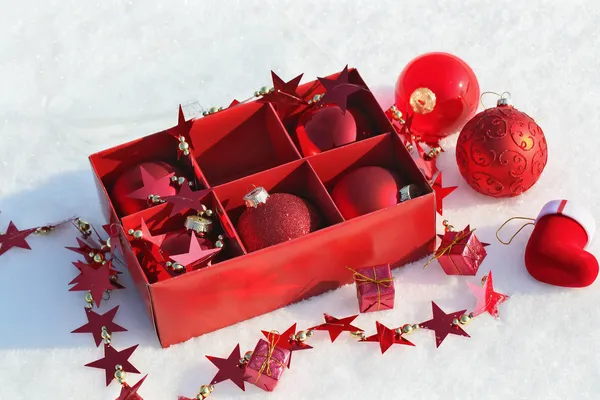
433, 227, 487, 275
351, 264, 395, 312
244, 337, 291, 392
89, 68, 437, 347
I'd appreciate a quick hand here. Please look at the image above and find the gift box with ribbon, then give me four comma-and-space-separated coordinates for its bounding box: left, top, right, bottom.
349, 264, 395, 313
244, 333, 292, 391
427, 226, 487, 276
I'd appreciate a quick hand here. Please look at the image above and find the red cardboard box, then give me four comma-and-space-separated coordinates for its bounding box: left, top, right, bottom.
89, 68, 436, 347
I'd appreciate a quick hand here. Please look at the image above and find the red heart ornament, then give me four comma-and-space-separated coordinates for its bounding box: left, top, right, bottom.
525, 200, 598, 288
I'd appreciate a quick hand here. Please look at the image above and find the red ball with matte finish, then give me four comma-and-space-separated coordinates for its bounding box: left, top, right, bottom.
332, 166, 403, 220
295, 104, 357, 156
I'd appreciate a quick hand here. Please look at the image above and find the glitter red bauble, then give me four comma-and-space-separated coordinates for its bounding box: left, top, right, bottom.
295, 104, 357, 156
111, 161, 180, 215
456, 101, 548, 198
236, 193, 323, 252
332, 166, 404, 219
394, 52, 480, 142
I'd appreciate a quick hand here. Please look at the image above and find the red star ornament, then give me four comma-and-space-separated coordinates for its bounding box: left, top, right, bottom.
419, 302, 470, 348
169, 233, 221, 269
317, 65, 364, 113
85, 344, 140, 386
308, 314, 362, 342
72, 306, 127, 347
66, 237, 101, 262
126, 165, 175, 201
103, 223, 126, 259
261, 323, 312, 368
0, 221, 36, 256
69, 260, 122, 287
167, 105, 195, 159
162, 184, 210, 218
69, 261, 121, 307
361, 321, 415, 354
116, 374, 147, 400
206, 344, 246, 391
139, 219, 166, 248
468, 271, 509, 318
431, 172, 457, 216
261, 71, 304, 118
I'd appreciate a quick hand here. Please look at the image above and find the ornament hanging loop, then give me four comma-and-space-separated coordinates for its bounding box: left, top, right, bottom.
496, 216, 536, 245
480, 91, 512, 109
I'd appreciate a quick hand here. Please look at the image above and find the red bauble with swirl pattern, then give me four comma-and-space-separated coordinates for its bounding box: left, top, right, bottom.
456, 99, 548, 198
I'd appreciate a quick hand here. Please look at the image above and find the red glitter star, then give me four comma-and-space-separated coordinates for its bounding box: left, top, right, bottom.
72, 306, 127, 347
308, 314, 363, 342
431, 172, 457, 216
126, 165, 175, 201
206, 344, 246, 391
0, 221, 36, 256
162, 184, 210, 218
361, 321, 415, 354
69, 261, 121, 307
116, 374, 147, 400
85, 344, 140, 386
262, 71, 304, 117
169, 233, 221, 269
317, 65, 364, 113
420, 302, 470, 348
261, 324, 312, 368
468, 271, 509, 318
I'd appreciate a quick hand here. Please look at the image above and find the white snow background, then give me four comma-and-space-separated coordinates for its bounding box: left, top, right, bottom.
1, 1, 600, 399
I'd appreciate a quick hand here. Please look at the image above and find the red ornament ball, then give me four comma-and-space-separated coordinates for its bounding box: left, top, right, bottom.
111, 161, 180, 216
332, 166, 404, 220
456, 99, 548, 198
295, 104, 357, 156
395, 52, 480, 142
237, 190, 323, 252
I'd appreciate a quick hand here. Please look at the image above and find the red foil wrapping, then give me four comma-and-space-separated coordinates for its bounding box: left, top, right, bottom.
244, 336, 291, 392
434, 228, 486, 275
351, 264, 395, 313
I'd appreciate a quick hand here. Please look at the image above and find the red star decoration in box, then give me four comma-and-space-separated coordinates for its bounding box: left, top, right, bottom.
431, 172, 457, 216
0, 221, 36, 256
308, 314, 362, 342
69, 261, 121, 307
169, 233, 221, 270
318, 65, 364, 113
103, 223, 125, 260
361, 321, 415, 354
261, 71, 304, 118
419, 302, 470, 348
261, 323, 312, 368
467, 271, 509, 318
116, 375, 147, 400
85, 344, 140, 386
206, 344, 246, 391
72, 306, 127, 347
162, 184, 210, 218
126, 165, 175, 201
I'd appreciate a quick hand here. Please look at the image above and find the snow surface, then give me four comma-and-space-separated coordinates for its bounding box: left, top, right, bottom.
2, 1, 600, 399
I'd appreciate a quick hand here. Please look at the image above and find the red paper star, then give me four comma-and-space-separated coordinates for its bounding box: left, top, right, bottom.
261, 324, 312, 368
415, 142, 440, 181
420, 302, 470, 348
85, 344, 140, 386
103, 223, 125, 259
468, 271, 509, 318
206, 344, 246, 391
0, 221, 36, 256
69, 261, 121, 307
431, 172, 457, 216
72, 306, 127, 347
126, 165, 175, 201
66, 237, 101, 262
262, 71, 304, 117
139, 219, 165, 248
116, 374, 147, 400
318, 65, 364, 113
308, 314, 363, 342
69, 260, 122, 287
169, 233, 221, 269
162, 184, 210, 218
361, 321, 415, 354
167, 105, 195, 159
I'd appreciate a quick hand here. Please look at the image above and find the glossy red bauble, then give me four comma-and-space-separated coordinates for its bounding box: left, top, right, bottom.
237, 193, 323, 252
111, 161, 180, 216
456, 101, 548, 198
332, 166, 403, 219
295, 104, 357, 156
395, 52, 480, 142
